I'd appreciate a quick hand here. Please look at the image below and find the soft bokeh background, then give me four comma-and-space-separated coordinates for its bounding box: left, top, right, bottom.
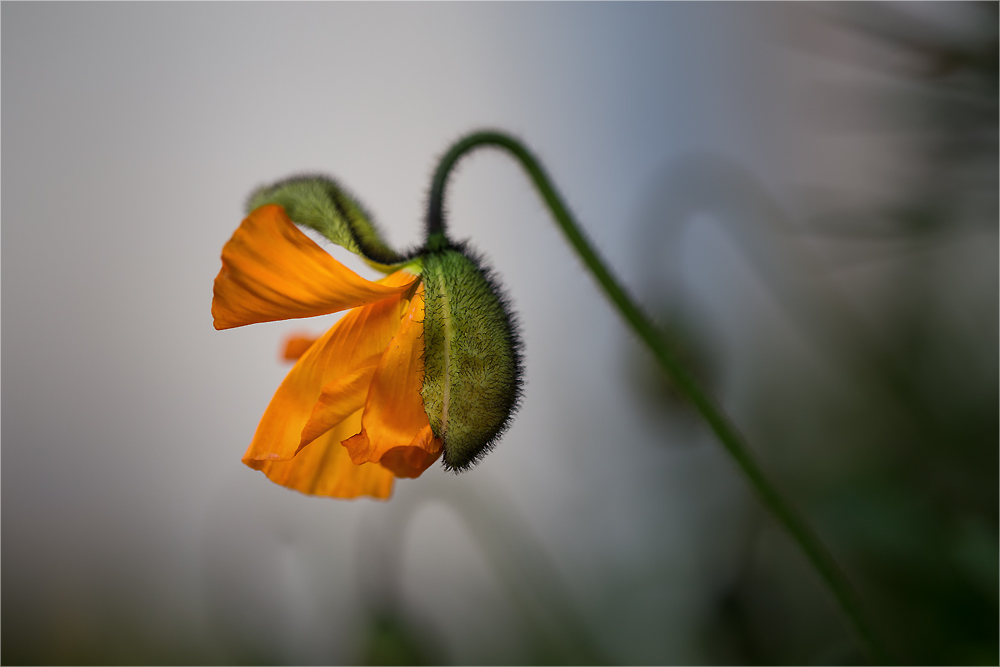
3, 3, 996, 665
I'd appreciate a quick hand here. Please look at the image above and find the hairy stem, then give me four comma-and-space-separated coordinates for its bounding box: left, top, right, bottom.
427, 130, 891, 665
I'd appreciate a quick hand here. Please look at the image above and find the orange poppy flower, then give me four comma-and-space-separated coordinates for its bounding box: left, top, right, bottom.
213, 177, 522, 500
213, 204, 442, 499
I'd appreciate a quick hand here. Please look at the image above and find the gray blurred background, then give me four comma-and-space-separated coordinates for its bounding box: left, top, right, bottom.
3, 3, 996, 665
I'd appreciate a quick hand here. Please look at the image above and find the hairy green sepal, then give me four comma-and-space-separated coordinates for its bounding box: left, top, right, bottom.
421, 248, 522, 471
247, 175, 405, 268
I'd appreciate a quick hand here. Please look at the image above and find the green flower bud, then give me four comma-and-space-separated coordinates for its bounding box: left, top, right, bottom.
420, 246, 523, 471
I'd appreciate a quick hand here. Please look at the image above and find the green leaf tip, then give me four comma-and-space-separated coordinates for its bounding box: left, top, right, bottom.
420, 245, 523, 471
247, 175, 407, 267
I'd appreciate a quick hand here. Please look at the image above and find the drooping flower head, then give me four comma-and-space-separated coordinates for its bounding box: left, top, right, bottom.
213, 176, 521, 499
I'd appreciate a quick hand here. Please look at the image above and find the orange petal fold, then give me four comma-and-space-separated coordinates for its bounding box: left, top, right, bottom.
299, 365, 377, 449
242, 287, 406, 466
342, 287, 438, 467
213, 204, 416, 330
247, 409, 394, 499
378, 425, 443, 478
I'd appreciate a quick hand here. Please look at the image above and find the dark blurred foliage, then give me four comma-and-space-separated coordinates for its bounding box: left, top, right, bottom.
627, 4, 997, 664
362, 611, 446, 666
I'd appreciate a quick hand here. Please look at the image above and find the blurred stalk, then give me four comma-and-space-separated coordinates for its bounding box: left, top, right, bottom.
359, 482, 607, 664
427, 131, 892, 665
633, 157, 946, 457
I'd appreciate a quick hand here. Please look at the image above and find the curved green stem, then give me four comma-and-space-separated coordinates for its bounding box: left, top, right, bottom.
427, 130, 891, 665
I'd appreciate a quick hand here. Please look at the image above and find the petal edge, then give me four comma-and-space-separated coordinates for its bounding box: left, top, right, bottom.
212, 205, 415, 330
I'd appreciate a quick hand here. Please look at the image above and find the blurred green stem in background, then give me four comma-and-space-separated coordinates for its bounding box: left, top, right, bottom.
359, 480, 608, 665
426, 130, 892, 665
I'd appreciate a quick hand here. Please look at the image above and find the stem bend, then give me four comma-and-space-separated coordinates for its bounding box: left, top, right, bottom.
427, 130, 891, 665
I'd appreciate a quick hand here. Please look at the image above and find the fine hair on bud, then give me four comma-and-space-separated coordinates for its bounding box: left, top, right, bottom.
420, 243, 523, 471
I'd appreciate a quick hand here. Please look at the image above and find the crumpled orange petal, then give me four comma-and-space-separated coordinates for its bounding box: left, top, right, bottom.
242, 271, 416, 467
246, 409, 394, 499
342, 287, 443, 469
213, 204, 415, 330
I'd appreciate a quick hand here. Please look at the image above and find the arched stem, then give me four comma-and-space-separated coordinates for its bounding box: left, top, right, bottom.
426, 130, 891, 665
